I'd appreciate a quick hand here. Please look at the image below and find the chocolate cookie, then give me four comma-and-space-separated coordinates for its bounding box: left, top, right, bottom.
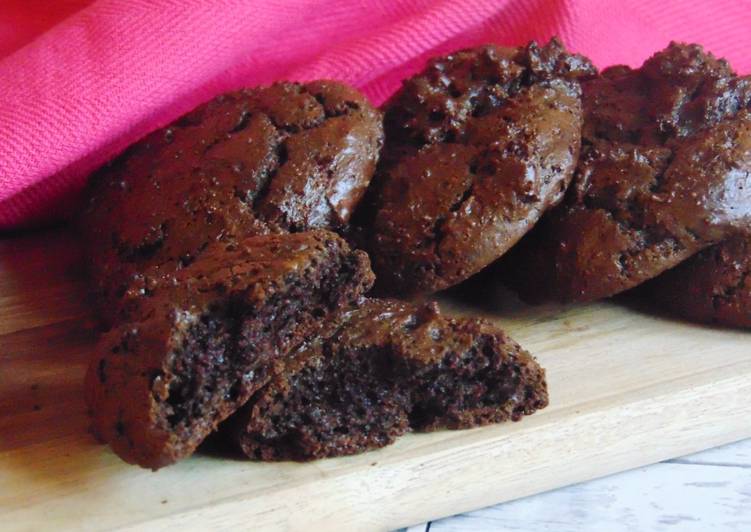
646, 235, 751, 328
362, 39, 595, 296
228, 298, 548, 461
503, 43, 751, 303
81, 81, 383, 323
85, 230, 375, 469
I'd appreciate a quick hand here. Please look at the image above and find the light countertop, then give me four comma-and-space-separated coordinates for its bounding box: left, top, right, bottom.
405, 438, 751, 532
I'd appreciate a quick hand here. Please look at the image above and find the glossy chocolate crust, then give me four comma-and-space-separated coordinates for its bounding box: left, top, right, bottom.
504, 43, 751, 303
363, 38, 595, 296
84, 230, 375, 469
229, 298, 548, 461
80, 81, 383, 324
646, 235, 751, 328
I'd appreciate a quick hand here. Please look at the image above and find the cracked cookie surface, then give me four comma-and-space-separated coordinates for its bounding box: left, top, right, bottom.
503, 43, 751, 303
81, 81, 383, 324
362, 38, 594, 296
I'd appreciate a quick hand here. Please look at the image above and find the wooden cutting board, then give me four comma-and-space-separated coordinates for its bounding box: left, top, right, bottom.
1, 228, 750, 531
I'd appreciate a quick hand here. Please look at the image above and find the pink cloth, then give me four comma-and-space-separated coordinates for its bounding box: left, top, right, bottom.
2, 0, 751, 230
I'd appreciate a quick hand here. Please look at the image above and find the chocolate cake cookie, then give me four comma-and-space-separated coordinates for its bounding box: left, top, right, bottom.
81, 81, 383, 323
85, 230, 375, 469
362, 38, 595, 296
228, 299, 548, 461
503, 43, 751, 303
646, 235, 751, 328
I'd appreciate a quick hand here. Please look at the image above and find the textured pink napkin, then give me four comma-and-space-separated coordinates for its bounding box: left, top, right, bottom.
1, 0, 751, 229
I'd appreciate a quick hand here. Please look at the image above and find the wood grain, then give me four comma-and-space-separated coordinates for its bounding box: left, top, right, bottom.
1, 228, 750, 532
425, 438, 751, 532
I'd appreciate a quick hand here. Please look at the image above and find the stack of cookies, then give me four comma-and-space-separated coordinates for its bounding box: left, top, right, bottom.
80, 38, 751, 469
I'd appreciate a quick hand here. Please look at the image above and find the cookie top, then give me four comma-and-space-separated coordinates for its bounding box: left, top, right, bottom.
85, 230, 375, 469
284, 298, 532, 367
505, 43, 751, 303
647, 235, 751, 328
81, 81, 382, 322
363, 39, 595, 296
231, 298, 548, 461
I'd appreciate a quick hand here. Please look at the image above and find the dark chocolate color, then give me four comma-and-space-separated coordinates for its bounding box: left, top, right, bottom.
229, 298, 548, 461
84, 230, 375, 469
80, 81, 383, 323
647, 235, 751, 328
363, 39, 595, 296
503, 43, 751, 303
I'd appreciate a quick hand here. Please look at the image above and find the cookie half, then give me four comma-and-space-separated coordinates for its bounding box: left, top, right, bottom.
85, 230, 374, 469
228, 299, 548, 461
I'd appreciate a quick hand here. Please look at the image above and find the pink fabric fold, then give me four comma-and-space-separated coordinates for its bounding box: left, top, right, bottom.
1, 0, 750, 229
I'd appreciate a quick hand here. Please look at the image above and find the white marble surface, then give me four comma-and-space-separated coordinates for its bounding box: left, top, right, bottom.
404, 438, 751, 532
